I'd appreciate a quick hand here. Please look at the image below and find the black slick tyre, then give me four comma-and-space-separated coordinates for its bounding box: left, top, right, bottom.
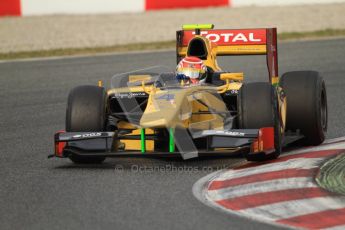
280, 71, 327, 145
66, 85, 107, 164
238, 82, 282, 161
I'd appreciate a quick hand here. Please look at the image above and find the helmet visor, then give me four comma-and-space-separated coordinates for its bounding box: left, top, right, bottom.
176, 67, 203, 79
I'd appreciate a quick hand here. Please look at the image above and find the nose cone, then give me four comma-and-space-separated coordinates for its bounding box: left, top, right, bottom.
140, 90, 191, 128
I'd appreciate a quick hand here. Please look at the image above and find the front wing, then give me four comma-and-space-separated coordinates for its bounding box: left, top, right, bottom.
52, 127, 276, 160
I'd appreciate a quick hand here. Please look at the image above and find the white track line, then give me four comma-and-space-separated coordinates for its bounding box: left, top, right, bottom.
207, 177, 317, 201
214, 157, 324, 181
239, 196, 345, 221
282, 142, 345, 156
323, 136, 345, 144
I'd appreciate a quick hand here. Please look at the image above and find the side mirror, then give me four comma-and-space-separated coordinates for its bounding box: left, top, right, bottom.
220, 73, 244, 82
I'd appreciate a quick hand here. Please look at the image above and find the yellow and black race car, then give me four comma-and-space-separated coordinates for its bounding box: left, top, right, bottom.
53, 24, 327, 164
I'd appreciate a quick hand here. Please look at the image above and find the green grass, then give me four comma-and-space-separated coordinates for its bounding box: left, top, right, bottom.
278, 28, 345, 40
1, 29, 345, 60
316, 153, 345, 196
0, 41, 176, 60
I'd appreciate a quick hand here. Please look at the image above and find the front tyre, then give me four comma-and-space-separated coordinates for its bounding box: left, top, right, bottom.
66, 85, 107, 164
238, 82, 282, 161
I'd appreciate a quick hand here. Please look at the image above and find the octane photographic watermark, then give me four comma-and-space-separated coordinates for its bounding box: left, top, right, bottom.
114, 164, 228, 173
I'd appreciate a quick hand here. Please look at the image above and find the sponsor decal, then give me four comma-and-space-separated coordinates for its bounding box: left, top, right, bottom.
113, 92, 147, 98
203, 130, 245, 136
73, 133, 102, 138
182, 29, 267, 46
221, 131, 245, 136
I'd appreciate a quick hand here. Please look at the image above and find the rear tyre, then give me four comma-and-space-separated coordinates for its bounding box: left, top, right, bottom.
280, 71, 327, 145
238, 82, 282, 161
66, 85, 107, 164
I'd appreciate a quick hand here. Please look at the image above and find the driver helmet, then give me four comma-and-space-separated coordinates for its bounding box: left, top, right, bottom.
176, 56, 207, 84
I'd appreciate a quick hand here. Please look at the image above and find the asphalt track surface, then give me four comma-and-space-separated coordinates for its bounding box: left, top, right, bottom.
1, 39, 345, 230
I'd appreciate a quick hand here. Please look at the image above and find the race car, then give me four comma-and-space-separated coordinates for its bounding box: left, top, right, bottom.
52, 24, 327, 164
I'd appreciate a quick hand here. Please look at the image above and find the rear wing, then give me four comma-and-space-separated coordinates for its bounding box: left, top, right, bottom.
176, 27, 278, 84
